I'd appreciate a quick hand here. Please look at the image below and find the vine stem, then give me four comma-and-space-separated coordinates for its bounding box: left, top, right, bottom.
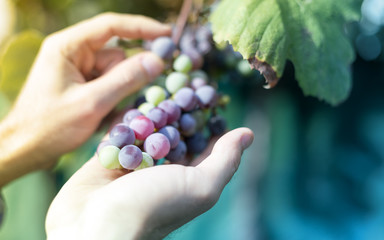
172, 0, 194, 45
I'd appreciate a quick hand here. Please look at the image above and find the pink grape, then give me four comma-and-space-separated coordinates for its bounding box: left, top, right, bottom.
129, 116, 155, 141
144, 133, 171, 159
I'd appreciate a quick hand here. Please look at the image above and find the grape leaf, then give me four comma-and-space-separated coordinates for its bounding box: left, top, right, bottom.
210, 0, 362, 105
0, 30, 44, 102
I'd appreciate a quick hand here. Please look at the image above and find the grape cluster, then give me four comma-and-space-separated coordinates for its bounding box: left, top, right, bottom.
97, 35, 227, 171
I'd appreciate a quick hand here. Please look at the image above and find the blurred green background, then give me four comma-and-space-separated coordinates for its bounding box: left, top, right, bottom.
1, 0, 384, 239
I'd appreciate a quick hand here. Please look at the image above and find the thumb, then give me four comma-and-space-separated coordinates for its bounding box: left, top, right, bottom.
197, 127, 254, 191
86, 51, 164, 114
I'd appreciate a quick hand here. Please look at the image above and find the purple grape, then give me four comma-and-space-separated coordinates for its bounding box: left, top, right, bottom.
180, 30, 196, 52
150, 37, 176, 60
179, 113, 197, 137
144, 133, 171, 159
166, 141, 187, 162
195, 26, 212, 42
147, 107, 167, 129
123, 109, 143, 125
190, 77, 207, 90
158, 125, 180, 149
208, 115, 227, 136
195, 85, 217, 108
186, 132, 208, 154
109, 123, 136, 148
197, 40, 212, 55
174, 87, 198, 112
129, 116, 155, 141
158, 99, 181, 124
119, 145, 143, 170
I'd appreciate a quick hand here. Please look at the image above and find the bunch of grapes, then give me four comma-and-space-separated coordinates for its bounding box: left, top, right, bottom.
97, 34, 227, 171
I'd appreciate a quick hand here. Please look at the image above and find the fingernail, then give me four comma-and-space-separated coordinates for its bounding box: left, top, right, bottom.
141, 53, 164, 81
241, 133, 254, 150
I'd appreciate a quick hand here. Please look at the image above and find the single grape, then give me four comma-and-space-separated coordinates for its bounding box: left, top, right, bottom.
186, 132, 208, 154
96, 140, 112, 155
237, 59, 253, 76
150, 36, 176, 60
179, 113, 197, 137
191, 110, 206, 131
197, 40, 212, 55
158, 99, 181, 124
147, 107, 168, 129
138, 102, 155, 116
98, 145, 121, 169
173, 54, 193, 73
109, 123, 136, 148
165, 72, 188, 94
145, 86, 166, 106
135, 152, 154, 170
195, 26, 212, 42
158, 125, 180, 149
123, 109, 143, 125
190, 77, 207, 90
118, 145, 143, 170
129, 115, 155, 141
165, 141, 187, 162
195, 85, 217, 108
208, 115, 227, 136
144, 133, 171, 159
174, 87, 198, 111
180, 30, 196, 52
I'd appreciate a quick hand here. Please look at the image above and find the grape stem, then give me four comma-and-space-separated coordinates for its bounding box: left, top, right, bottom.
173, 0, 194, 46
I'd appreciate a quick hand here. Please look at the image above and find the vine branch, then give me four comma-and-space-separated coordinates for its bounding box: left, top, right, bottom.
172, 0, 194, 45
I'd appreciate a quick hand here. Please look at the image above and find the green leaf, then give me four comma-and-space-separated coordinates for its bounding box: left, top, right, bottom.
210, 0, 362, 105
0, 30, 44, 102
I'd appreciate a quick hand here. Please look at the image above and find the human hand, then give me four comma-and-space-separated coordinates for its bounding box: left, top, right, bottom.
45, 128, 254, 240
0, 13, 171, 187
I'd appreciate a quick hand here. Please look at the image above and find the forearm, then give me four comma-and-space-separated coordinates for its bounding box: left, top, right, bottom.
0, 114, 54, 187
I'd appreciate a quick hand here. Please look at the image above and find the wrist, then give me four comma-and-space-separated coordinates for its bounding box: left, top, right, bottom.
0, 113, 55, 187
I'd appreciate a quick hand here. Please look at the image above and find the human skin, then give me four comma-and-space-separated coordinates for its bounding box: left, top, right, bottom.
45, 127, 254, 240
0, 13, 171, 187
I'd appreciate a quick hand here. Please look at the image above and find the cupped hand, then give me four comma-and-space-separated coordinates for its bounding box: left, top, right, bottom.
45, 128, 254, 240
0, 13, 171, 186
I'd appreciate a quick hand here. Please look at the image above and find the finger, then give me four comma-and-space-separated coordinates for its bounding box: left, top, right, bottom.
85, 51, 164, 116
94, 48, 126, 76
55, 13, 171, 52
196, 128, 254, 190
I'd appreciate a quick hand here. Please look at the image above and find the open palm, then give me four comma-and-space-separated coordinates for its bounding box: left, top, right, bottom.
46, 128, 254, 240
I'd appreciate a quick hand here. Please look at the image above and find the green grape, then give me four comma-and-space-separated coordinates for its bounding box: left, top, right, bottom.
135, 152, 154, 170
236, 59, 253, 76
165, 72, 188, 94
173, 54, 193, 73
138, 102, 155, 116
145, 85, 166, 105
98, 145, 121, 169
